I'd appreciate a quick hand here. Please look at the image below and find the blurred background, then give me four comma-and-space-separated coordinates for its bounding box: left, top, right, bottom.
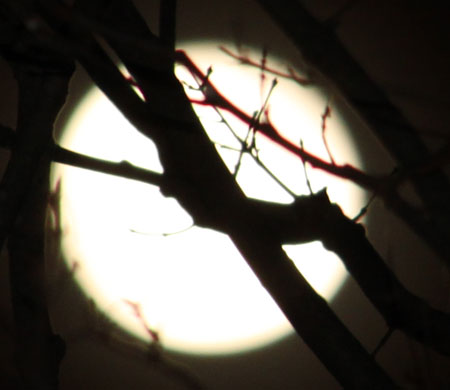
1, 0, 450, 388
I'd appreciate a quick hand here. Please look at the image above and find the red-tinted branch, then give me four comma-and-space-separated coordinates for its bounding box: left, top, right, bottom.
176, 50, 378, 190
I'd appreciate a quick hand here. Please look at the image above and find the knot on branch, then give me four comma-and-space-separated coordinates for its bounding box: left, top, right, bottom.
293, 188, 367, 252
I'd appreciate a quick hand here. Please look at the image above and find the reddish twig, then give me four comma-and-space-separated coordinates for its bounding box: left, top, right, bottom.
175, 50, 379, 191
122, 299, 159, 343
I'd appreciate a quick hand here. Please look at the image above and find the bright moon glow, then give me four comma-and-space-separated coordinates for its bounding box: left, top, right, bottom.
51, 42, 365, 355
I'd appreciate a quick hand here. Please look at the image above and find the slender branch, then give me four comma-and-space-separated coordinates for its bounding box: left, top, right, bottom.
0, 125, 166, 189
51, 144, 165, 187
299, 140, 314, 194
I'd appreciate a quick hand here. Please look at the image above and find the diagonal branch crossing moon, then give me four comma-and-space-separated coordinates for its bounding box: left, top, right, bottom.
51, 42, 365, 355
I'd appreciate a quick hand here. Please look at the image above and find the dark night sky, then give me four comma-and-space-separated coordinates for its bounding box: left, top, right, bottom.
1, 1, 450, 389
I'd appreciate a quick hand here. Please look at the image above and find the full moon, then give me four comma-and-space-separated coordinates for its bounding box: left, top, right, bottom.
51, 42, 365, 355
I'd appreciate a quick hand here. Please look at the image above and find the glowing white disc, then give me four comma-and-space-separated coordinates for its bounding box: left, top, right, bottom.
51, 42, 365, 355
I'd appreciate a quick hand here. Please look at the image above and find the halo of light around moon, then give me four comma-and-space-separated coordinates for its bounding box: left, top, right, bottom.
51, 42, 366, 355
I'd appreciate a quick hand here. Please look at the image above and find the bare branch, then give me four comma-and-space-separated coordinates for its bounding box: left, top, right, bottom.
51, 144, 165, 187
0, 125, 166, 189
247, 192, 450, 357
219, 45, 310, 86
0, 7, 73, 386
256, 0, 450, 262
178, 50, 378, 189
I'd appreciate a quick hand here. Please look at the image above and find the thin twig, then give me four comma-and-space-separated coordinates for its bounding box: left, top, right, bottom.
122, 299, 159, 343
252, 153, 297, 197
321, 98, 335, 165
177, 51, 379, 190
300, 140, 314, 194
352, 192, 377, 222
130, 223, 194, 237
220, 45, 310, 86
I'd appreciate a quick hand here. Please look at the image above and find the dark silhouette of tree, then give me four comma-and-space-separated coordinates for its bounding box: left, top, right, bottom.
0, 0, 449, 389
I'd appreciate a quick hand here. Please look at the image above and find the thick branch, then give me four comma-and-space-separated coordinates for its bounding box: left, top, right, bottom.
249, 191, 450, 357
230, 226, 397, 389
321, 203, 450, 357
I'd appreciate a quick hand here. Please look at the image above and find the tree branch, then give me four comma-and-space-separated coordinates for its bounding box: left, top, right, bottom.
0, 3, 74, 386
248, 191, 450, 357
256, 0, 450, 263
51, 144, 165, 187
